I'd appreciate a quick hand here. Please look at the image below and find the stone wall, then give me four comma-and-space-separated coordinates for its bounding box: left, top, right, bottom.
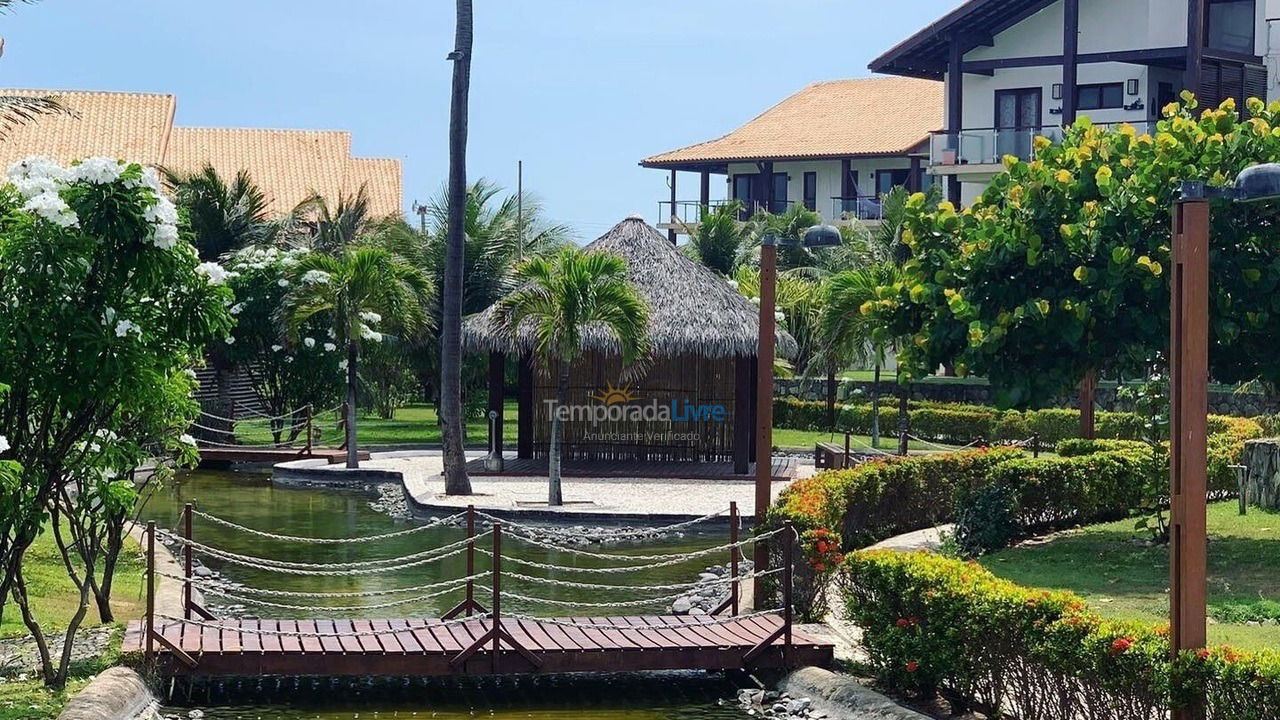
1243, 439, 1280, 509
776, 378, 1279, 417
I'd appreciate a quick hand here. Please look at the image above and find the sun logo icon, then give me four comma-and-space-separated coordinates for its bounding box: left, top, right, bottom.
588, 382, 640, 406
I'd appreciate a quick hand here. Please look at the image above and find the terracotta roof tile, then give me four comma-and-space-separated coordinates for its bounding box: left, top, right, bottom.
0, 88, 176, 168
0, 88, 403, 217
641, 77, 943, 167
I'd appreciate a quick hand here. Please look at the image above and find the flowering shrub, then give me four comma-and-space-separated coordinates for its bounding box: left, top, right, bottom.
842, 550, 1280, 719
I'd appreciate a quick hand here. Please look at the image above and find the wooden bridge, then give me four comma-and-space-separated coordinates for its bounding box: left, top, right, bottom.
190, 402, 364, 466
125, 504, 832, 678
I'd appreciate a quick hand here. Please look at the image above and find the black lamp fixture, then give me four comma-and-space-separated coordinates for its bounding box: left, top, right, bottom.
1052, 83, 1063, 100
802, 223, 843, 248
1127, 78, 1140, 96
1180, 163, 1280, 203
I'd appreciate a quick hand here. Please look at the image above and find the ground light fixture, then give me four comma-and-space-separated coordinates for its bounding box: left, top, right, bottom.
1170, 162, 1280, 720
754, 226, 843, 603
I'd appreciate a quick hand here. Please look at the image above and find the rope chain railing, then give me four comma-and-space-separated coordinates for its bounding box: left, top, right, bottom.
142, 501, 797, 671
191, 401, 345, 455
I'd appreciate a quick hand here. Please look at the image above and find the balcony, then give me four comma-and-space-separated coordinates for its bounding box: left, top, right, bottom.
656, 199, 795, 228
831, 195, 884, 221
928, 121, 1156, 168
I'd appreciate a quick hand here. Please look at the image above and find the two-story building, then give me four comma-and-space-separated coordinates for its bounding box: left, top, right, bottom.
640, 77, 943, 240
870, 0, 1277, 205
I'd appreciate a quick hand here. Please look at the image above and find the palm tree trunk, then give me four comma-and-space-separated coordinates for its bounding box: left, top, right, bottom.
825, 363, 837, 433
870, 362, 881, 448
548, 362, 569, 506
440, 0, 474, 495
346, 341, 359, 469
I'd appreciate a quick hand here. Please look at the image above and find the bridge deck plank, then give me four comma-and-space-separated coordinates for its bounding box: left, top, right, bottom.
124, 614, 832, 677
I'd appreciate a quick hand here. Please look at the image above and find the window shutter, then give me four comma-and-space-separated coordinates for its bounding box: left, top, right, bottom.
1244, 65, 1269, 113
1201, 62, 1224, 110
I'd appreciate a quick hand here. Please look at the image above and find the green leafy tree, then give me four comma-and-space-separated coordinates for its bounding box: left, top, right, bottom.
224, 245, 343, 442
819, 263, 902, 444
0, 157, 232, 688
871, 94, 1280, 411
285, 246, 432, 468
495, 247, 649, 506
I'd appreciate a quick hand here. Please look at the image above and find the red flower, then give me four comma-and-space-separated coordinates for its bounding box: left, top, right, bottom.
1197, 649, 1212, 660
905, 661, 919, 673
896, 617, 910, 628
1110, 637, 1134, 655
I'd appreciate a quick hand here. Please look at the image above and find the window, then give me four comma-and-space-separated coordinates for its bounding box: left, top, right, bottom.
770, 173, 789, 214
802, 172, 817, 210
875, 169, 910, 196
1076, 83, 1124, 111
1207, 0, 1255, 55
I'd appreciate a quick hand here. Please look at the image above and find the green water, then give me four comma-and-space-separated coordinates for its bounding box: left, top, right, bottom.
141, 470, 750, 719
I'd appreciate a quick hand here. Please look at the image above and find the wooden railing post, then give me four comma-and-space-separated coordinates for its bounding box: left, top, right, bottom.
730, 502, 740, 615
146, 521, 155, 661
491, 521, 502, 673
466, 505, 477, 614
843, 433, 851, 469
182, 503, 193, 620
782, 520, 793, 660
305, 404, 314, 456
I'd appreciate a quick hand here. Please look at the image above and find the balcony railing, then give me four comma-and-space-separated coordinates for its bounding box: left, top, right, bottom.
831, 195, 884, 221
929, 121, 1157, 167
657, 199, 794, 226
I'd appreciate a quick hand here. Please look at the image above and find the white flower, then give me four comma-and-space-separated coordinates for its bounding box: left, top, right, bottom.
303, 337, 316, 348
8, 156, 69, 183
223, 336, 235, 344
271, 344, 283, 352
301, 270, 331, 285
229, 303, 244, 315
277, 279, 290, 287
179, 434, 197, 446
337, 359, 348, 371
323, 342, 336, 352
183, 368, 198, 380
70, 157, 124, 185
150, 223, 179, 249
750, 296, 761, 306
195, 262, 229, 285
114, 319, 140, 337
22, 191, 78, 227
359, 324, 382, 342
360, 311, 381, 324
143, 195, 178, 225
774, 311, 785, 323
0, 435, 9, 454
727, 279, 739, 289
12, 175, 60, 199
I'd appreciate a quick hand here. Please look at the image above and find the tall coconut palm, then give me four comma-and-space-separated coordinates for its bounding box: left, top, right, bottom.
440, 0, 475, 495
496, 247, 648, 506
286, 247, 432, 468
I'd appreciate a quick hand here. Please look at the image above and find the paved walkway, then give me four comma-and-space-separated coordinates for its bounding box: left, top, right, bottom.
378, 453, 801, 522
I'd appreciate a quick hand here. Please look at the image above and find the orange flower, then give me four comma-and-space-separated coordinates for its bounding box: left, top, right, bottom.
1110, 637, 1133, 655
905, 661, 919, 673
1197, 649, 1212, 660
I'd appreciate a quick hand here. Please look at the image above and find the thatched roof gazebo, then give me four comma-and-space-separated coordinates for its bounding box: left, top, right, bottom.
465, 215, 795, 474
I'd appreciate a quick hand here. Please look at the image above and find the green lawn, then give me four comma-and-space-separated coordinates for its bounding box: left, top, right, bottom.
979, 502, 1280, 651
237, 402, 957, 454
0, 530, 143, 719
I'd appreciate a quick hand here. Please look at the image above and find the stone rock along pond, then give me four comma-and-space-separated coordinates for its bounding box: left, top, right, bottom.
138, 469, 760, 719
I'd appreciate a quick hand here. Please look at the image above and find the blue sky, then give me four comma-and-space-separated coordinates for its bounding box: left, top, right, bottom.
1, 0, 957, 240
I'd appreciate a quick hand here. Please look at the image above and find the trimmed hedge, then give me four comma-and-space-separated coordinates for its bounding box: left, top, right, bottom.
775, 396, 1256, 448
841, 550, 1280, 719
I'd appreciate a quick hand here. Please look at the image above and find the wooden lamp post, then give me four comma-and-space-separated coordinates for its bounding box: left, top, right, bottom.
754, 224, 843, 605
1170, 164, 1280, 720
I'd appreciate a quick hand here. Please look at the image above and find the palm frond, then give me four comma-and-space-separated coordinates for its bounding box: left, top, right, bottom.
0, 95, 74, 140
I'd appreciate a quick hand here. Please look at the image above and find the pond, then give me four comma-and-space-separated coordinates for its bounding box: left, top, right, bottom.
139, 469, 754, 719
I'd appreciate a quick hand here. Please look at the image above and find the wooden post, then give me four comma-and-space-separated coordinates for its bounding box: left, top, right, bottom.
182, 503, 193, 620
733, 355, 753, 475
843, 433, 851, 469
1171, 197, 1209, 720
491, 522, 503, 673
304, 404, 314, 455
1062, 0, 1079, 126
897, 387, 910, 456
1234, 465, 1248, 515
668, 169, 678, 244
754, 240, 778, 606
699, 170, 711, 210
1032, 433, 1040, 459
1186, 0, 1206, 97
1080, 369, 1097, 439
145, 521, 155, 660
466, 504, 477, 614
946, 34, 964, 206
782, 520, 793, 661
729, 502, 739, 616
517, 354, 534, 460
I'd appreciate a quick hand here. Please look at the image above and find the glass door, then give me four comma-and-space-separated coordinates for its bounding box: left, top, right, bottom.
995, 88, 1041, 161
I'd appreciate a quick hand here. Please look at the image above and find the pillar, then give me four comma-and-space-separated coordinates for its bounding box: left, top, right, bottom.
516, 353, 534, 459
668, 169, 678, 244
733, 355, 753, 474
947, 35, 964, 206
1062, 0, 1080, 126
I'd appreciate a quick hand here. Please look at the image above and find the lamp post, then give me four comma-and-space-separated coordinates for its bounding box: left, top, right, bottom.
1170, 163, 1280, 720
754, 224, 843, 606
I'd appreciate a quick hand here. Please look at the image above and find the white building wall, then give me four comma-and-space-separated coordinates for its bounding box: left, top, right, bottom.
726, 157, 917, 222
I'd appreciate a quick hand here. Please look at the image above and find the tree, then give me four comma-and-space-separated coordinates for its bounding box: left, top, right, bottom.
496, 247, 648, 506
440, 0, 474, 495
0, 157, 232, 688
298, 187, 381, 255
285, 246, 431, 468
165, 164, 275, 261
684, 201, 747, 276
870, 95, 1280, 412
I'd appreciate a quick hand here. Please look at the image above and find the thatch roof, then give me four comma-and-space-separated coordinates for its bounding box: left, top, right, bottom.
464, 216, 797, 360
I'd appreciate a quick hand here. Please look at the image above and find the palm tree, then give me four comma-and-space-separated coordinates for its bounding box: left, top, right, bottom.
295, 187, 383, 254
683, 201, 746, 276
496, 247, 648, 506
286, 247, 432, 468
165, 165, 274, 260
440, 0, 475, 496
